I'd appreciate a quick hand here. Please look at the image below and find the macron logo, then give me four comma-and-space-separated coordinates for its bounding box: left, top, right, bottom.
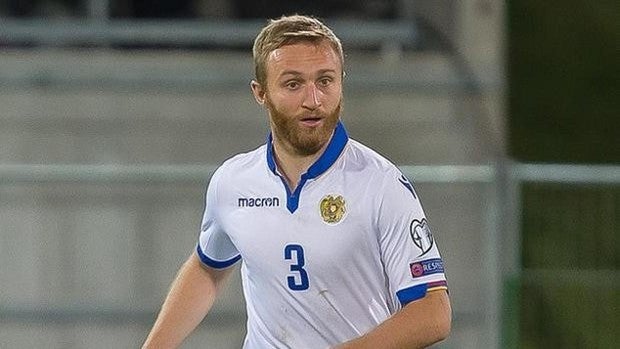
238, 197, 280, 208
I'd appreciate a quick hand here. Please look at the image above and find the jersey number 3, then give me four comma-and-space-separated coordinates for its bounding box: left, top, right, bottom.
284, 244, 309, 291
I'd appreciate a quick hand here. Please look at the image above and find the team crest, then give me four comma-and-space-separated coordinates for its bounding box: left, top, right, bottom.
319, 195, 346, 224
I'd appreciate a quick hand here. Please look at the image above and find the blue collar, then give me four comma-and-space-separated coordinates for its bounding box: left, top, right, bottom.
266, 121, 349, 213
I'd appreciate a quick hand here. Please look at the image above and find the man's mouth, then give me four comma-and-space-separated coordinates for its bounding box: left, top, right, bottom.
299, 116, 323, 126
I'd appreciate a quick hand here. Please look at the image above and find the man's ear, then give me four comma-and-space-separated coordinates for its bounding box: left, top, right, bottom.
250, 80, 266, 105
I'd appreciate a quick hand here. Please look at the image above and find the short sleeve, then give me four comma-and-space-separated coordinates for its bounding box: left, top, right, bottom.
376, 168, 448, 307
196, 166, 241, 269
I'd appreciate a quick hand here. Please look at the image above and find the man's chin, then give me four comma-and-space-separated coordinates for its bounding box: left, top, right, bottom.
297, 128, 331, 148
291, 139, 325, 156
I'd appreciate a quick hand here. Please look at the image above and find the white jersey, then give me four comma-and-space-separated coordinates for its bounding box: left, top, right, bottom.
197, 122, 448, 348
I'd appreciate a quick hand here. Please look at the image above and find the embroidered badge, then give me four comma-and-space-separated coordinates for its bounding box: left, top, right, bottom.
410, 218, 434, 256
320, 195, 346, 224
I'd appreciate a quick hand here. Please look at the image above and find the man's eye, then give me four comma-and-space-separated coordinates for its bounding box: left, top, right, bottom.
286, 81, 300, 89
318, 78, 332, 86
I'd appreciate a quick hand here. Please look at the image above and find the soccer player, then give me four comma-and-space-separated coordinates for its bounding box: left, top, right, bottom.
143, 14, 451, 349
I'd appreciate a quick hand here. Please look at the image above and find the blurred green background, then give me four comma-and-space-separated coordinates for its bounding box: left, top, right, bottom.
508, 0, 619, 348
509, 0, 619, 164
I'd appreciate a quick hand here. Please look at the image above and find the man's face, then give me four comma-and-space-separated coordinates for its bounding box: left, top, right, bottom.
252, 40, 343, 156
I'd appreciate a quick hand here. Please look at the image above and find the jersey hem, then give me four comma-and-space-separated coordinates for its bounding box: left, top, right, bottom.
396, 280, 448, 306
196, 244, 241, 269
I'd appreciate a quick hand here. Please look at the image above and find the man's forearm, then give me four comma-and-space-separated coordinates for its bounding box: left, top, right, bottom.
142, 252, 232, 349
334, 290, 451, 349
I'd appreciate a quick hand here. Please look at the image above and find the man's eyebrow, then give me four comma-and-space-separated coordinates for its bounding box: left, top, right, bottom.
279, 70, 303, 78
279, 69, 338, 78
317, 69, 338, 75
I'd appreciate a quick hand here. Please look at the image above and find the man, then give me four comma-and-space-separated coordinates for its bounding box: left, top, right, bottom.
143, 14, 451, 349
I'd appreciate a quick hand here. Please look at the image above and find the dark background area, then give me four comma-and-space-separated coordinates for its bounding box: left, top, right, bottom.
508, 1, 619, 348
508, 0, 619, 164
2, 0, 398, 19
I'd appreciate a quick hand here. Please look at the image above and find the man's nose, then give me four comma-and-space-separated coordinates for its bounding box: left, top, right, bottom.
302, 84, 321, 109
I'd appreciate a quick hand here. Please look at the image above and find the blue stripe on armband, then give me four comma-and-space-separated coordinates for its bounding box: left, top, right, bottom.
396, 284, 428, 306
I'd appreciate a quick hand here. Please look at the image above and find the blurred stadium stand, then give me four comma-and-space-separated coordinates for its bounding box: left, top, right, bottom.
4, 1, 616, 349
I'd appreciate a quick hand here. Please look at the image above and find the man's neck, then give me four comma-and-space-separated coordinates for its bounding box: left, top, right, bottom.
272, 140, 329, 190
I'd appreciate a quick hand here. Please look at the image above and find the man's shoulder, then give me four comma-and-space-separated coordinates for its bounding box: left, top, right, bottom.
345, 138, 400, 174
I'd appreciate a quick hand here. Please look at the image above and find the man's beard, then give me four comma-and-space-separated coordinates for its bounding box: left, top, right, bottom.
266, 97, 342, 156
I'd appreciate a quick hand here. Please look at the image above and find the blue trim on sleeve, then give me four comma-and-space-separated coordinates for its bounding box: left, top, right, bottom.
396, 284, 428, 306
266, 121, 349, 213
196, 244, 241, 269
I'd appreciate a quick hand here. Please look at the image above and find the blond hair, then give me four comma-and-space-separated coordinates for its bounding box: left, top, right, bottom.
252, 14, 344, 86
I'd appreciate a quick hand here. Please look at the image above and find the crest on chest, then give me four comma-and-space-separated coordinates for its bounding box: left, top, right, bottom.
319, 194, 346, 224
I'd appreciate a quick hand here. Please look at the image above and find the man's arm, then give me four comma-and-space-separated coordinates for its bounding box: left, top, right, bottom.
142, 251, 235, 349
334, 290, 451, 349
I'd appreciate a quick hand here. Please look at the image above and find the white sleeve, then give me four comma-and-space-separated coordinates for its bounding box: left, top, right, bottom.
196, 166, 241, 269
376, 167, 448, 307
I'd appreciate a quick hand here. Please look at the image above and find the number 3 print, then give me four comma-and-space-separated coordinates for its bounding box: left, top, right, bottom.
284, 244, 309, 291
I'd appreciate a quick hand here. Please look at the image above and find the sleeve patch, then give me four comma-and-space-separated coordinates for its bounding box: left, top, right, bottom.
409, 218, 434, 256
409, 258, 444, 278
